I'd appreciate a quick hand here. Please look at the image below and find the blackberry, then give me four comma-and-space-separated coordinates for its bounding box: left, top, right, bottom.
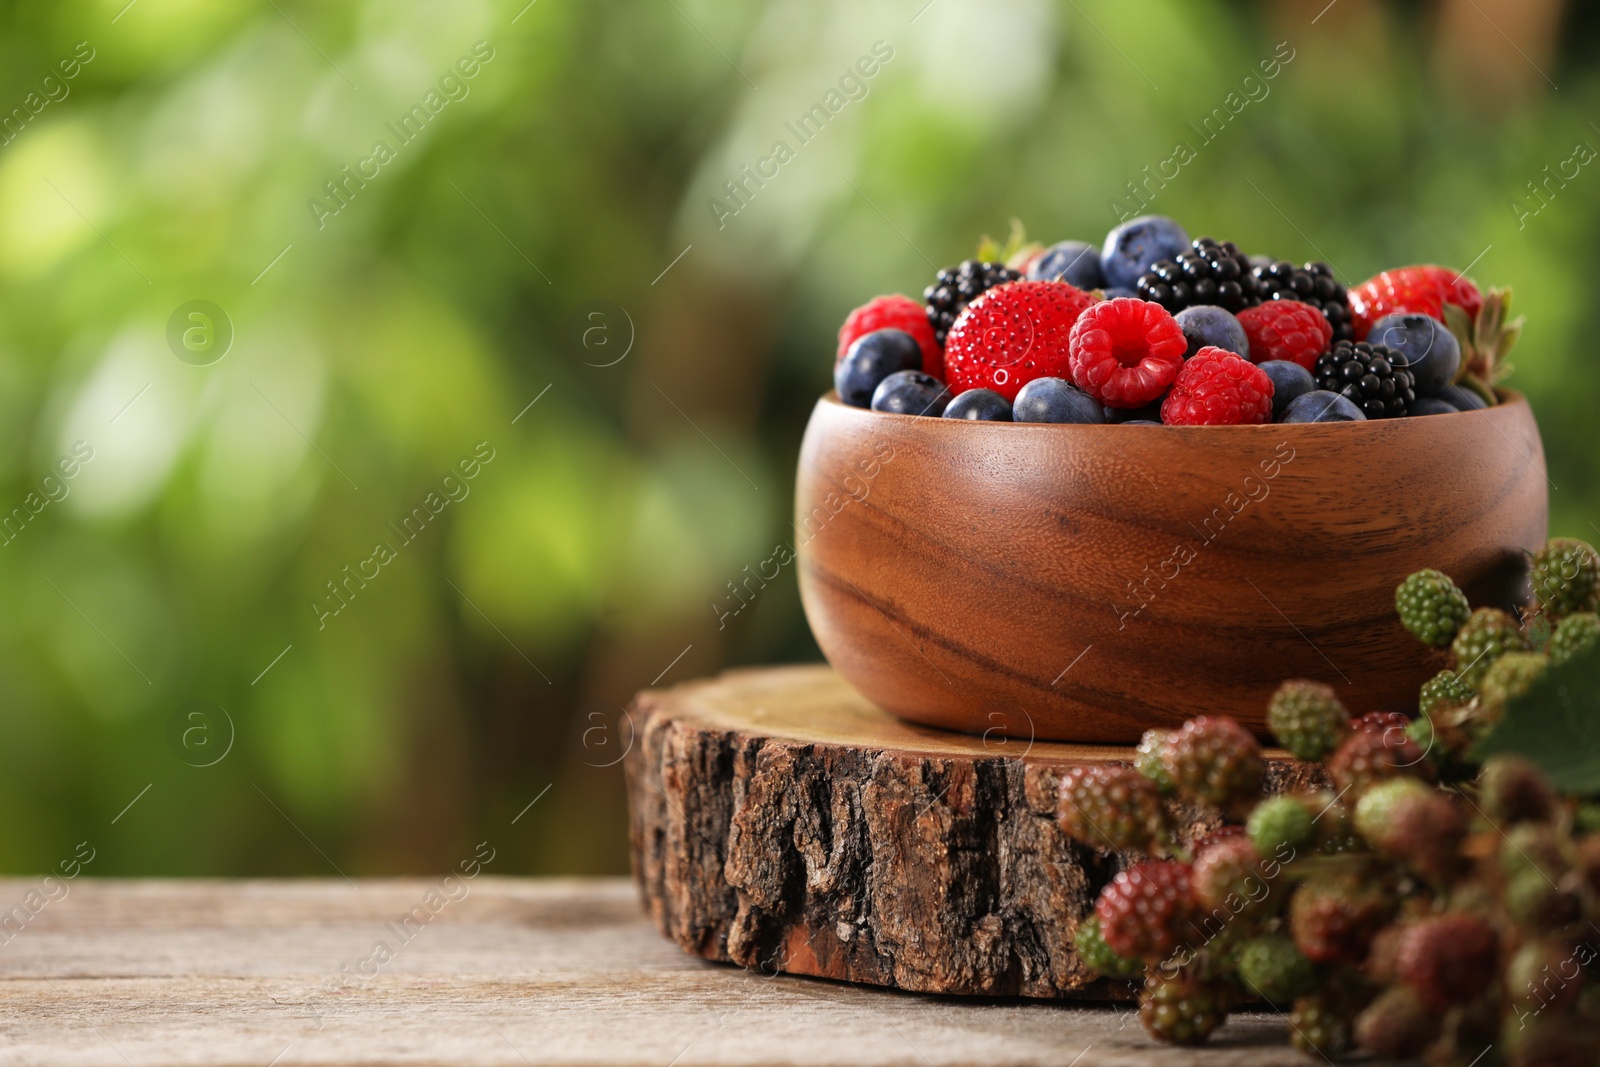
1134, 728, 1176, 795
1139, 971, 1230, 1046
1450, 607, 1530, 686
1395, 569, 1471, 648
1096, 860, 1198, 961
1327, 729, 1434, 797
1531, 537, 1600, 617
1551, 612, 1600, 664
1267, 680, 1350, 761
1479, 756, 1559, 825
1289, 993, 1353, 1056
1161, 716, 1264, 813
1396, 915, 1498, 1008
1056, 764, 1169, 853
1478, 651, 1549, 717
1073, 914, 1144, 979
1290, 873, 1393, 965
1354, 986, 1436, 1058
1236, 934, 1315, 1002
1247, 795, 1314, 855
1419, 669, 1473, 715
1312, 340, 1416, 419
1252, 259, 1353, 341
1134, 237, 1261, 313
1191, 835, 1266, 909
922, 260, 1020, 346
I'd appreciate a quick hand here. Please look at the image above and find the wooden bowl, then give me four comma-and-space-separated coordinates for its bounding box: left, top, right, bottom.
795, 392, 1548, 743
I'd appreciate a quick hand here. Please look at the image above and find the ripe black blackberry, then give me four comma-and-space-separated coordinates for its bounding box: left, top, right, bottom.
1135, 237, 1261, 313
923, 260, 1019, 345
1252, 260, 1354, 341
1313, 340, 1416, 419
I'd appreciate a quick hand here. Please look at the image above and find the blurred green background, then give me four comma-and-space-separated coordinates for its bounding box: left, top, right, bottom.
0, 0, 1596, 878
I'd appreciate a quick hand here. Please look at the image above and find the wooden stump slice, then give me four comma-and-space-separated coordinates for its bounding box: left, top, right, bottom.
626, 664, 1327, 1000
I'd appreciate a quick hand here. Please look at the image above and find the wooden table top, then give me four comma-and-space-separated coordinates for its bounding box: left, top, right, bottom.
0, 877, 1314, 1066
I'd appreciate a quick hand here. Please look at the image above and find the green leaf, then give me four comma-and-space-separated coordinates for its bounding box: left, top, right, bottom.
1474, 644, 1600, 793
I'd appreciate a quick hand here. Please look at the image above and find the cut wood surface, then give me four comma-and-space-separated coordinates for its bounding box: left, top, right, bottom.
0, 876, 1334, 1066
627, 665, 1327, 1001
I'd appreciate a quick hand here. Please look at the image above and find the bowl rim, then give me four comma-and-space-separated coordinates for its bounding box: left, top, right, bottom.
818, 388, 1528, 431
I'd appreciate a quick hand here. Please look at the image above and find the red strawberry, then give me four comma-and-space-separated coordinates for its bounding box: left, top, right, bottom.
1160, 348, 1274, 426
837, 295, 943, 377
1236, 300, 1331, 370
1067, 297, 1187, 409
1348, 266, 1483, 341
944, 280, 1095, 401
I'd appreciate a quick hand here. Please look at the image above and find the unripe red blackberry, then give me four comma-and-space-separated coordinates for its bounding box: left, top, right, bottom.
1072, 914, 1144, 979
1290, 874, 1393, 965
1506, 939, 1585, 1014
1450, 607, 1530, 686
1266, 679, 1350, 761
1353, 986, 1436, 1058
1419, 669, 1473, 715
1396, 914, 1498, 1008
1394, 568, 1470, 647
1289, 993, 1352, 1056
1191, 835, 1267, 910
1134, 728, 1175, 795
1138, 970, 1230, 1046
1236, 933, 1314, 1002
1057, 764, 1169, 853
1504, 866, 1581, 930
1479, 755, 1559, 826
1095, 860, 1199, 961
1478, 651, 1549, 716
1531, 536, 1600, 617
1246, 795, 1314, 856
1327, 728, 1433, 798
1499, 823, 1571, 881
1550, 611, 1600, 664
1161, 716, 1263, 812
1353, 778, 1466, 884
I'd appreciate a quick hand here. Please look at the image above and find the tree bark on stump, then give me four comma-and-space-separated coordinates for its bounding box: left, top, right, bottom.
626, 665, 1327, 1000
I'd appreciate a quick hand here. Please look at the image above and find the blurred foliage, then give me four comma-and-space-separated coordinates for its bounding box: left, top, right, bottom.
0, 0, 1597, 876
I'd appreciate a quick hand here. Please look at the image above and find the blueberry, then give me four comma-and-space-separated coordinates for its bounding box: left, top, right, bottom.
1257, 360, 1316, 420
1013, 377, 1105, 423
1280, 390, 1367, 423
1366, 313, 1461, 395
871, 370, 951, 416
1412, 397, 1459, 417
1102, 215, 1190, 289
1174, 305, 1249, 359
1029, 240, 1104, 289
943, 388, 1012, 421
835, 329, 922, 407
1103, 402, 1163, 423
1437, 384, 1489, 412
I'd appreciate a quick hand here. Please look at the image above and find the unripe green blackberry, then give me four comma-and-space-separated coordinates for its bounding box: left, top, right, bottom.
1072, 914, 1144, 979
1160, 716, 1263, 812
1450, 607, 1530, 686
1134, 728, 1175, 795
1139, 971, 1229, 1046
1504, 866, 1581, 930
1354, 778, 1466, 884
1531, 536, 1600, 616
1506, 939, 1582, 1012
1550, 611, 1600, 664
1353, 986, 1436, 1058
1246, 796, 1314, 857
1289, 993, 1352, 1056
1057, 764, 1169, 853
1478, 650, 1549, 715
1394, 568, 1470, 647
1418, 669, 1473, 715
1266, 680, 1350, 761
1236, 933, 1314, 1002
1479, 755, 1558, 825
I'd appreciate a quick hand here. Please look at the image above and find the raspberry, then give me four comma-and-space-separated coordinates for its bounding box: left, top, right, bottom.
1531, 537, 1600, 617
1065, 297, 1186, 408
1394, 569, 1471, 648
1353, 986, 1436, 1058
1190, 835, 1266, 910
1160, 716, 1264, 812
1478, 651, 1549, 717
1138, 971, 1229, 1046
837, 294, 942, 376
1267, 680, 1351, 761
1095, 860, 1198, 961
1353, 778, 1465, 883
1246, 796, 1314, 856
1348, 265, 1483, 341
1479, 755, 1559, 826
1289, 993, 1353, 1056
1159, 347, 1274, 426
1450, 607, 1530, 686
1253, 259, 1354, 342
1056, 764, 1169, 853
1290, 874, 1393, 964
943, 280, 1095, 401
1352, 710, 1410, 738
1236, 934, 1315, 1002
1327, 729, 1433, 797
1072, 913, 1144, 979
1134, 729, 1175, 795
1396, 914, 1498, 1008
1235, 300, 1331, 370
1551, 612, 1600, 664
1419, 669, 1473, 715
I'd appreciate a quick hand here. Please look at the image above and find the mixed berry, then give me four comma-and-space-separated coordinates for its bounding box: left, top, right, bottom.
834, 214, 1521, 426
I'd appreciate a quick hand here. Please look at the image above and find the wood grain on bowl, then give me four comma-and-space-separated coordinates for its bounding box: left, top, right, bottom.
796, 392, 1548, 742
